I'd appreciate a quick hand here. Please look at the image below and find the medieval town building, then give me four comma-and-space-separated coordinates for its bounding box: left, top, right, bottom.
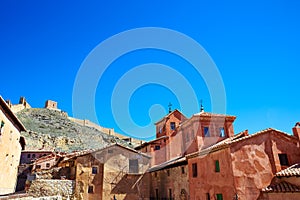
136, 108, 300, 200
2, 95, 300, 200
259, 163, 300, 199
25, 144, 150, 200
0, 96, 26, 195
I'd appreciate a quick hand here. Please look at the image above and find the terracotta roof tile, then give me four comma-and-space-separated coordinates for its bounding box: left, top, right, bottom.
276, 163, 300, 177
193, 112, 236, 118
187, 128, 296, 158
154, 109, 187, 125
262, 181, 300, 193
148, 156, 186, 172
186, 130, 248, 158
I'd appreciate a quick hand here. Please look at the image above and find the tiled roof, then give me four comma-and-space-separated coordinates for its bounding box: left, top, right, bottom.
61, 143, 150, 162
148, 156, 187, 172
0, 96, 26, 132
193, 111, 236, 119
186, 130, 248, 158
154, 109, 187, 125
135, 135, 169, 149
187, 128, 296, 158
262, 181, 300, 193
276, 163, 300, 177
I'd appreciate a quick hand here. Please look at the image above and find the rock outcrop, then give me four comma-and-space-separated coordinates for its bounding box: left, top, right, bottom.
16, 108, 132, 152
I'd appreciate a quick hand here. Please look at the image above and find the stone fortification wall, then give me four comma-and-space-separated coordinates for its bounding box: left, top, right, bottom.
68, 117, 143, 146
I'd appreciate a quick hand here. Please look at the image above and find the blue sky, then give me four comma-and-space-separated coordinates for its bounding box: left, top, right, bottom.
1, 1, 300, 140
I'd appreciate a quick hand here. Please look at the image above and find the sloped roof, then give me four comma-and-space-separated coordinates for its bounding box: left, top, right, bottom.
193, 111, 236, 119
179, 111, 236, 127
276, 163, 300, 177
154, 109, 187, 125
187, 128, 296, 158
148, 156, 187, 172
186, 130, 248, 158
61, 143, 150, 162
262, 181, 300, 193
135, 135, 169, 150
0, 96, 26, 132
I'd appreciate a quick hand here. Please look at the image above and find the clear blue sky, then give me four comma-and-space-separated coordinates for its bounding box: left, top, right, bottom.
1, 1, 300, 140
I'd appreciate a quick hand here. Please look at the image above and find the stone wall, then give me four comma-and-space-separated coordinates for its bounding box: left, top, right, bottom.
100, 146, 150, 200
0, 103, 23, 195
231, 130, 300, 199
28, 180, 75, 199
150, 164, 189, 200
259, 192, 300, 200
0, 194, 62, 200
44, 100, 58, 110
188, 148, 236, 200
68, 117, 143, 146
9, 97, 31, 113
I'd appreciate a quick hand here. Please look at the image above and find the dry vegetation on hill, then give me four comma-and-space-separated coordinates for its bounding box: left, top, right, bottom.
16, 108, 132, 152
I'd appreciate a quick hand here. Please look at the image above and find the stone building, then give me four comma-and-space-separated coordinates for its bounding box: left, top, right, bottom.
136, 109, 187, 166
44, 100, 58, 110
20, 150, 53, 164
6, 96, 31, 113
136, 109, 237, 200
259, 163, 300, 199
186, 127, 300, 200
0, 96, 26, 195
148, 156, 189, 200
136, 109, 236, 166
136, 108, 300, 200
55, 144, 150, 200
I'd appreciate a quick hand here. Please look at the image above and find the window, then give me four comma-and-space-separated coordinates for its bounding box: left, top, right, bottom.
88, 185, 94, 193
0, 120, 4, 134
32, 154, 36, 159
181, 167, 185, 174
170, 122, 176, 130
219, 127, 225, 137
155, 189, 159, 199
216, 193, 223, 200
154, 145, 160, 150
206, 193, 210, 200
159, 127, 162, 134
169, 189, 172, 199
167, 170, 170, 176
36, 165, 41, 169
192, 163, 198, 177
46, 163, 50, 168
215, 160, 220, 172
279, 154, 289, 166
154, 172, 157, 177
129, 159, 139, 174
27, 154, 31, 158
92, 166, 98, 174
204, 127, 210, 137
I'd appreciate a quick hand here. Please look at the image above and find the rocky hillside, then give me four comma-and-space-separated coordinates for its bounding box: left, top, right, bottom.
16, 108, 132, 152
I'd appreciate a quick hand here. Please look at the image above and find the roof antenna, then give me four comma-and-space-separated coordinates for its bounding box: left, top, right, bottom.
168, 102, 172, 113
200, 100, 204, 113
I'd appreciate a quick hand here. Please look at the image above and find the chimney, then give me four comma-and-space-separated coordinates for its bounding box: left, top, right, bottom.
292, 122, 300, 140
